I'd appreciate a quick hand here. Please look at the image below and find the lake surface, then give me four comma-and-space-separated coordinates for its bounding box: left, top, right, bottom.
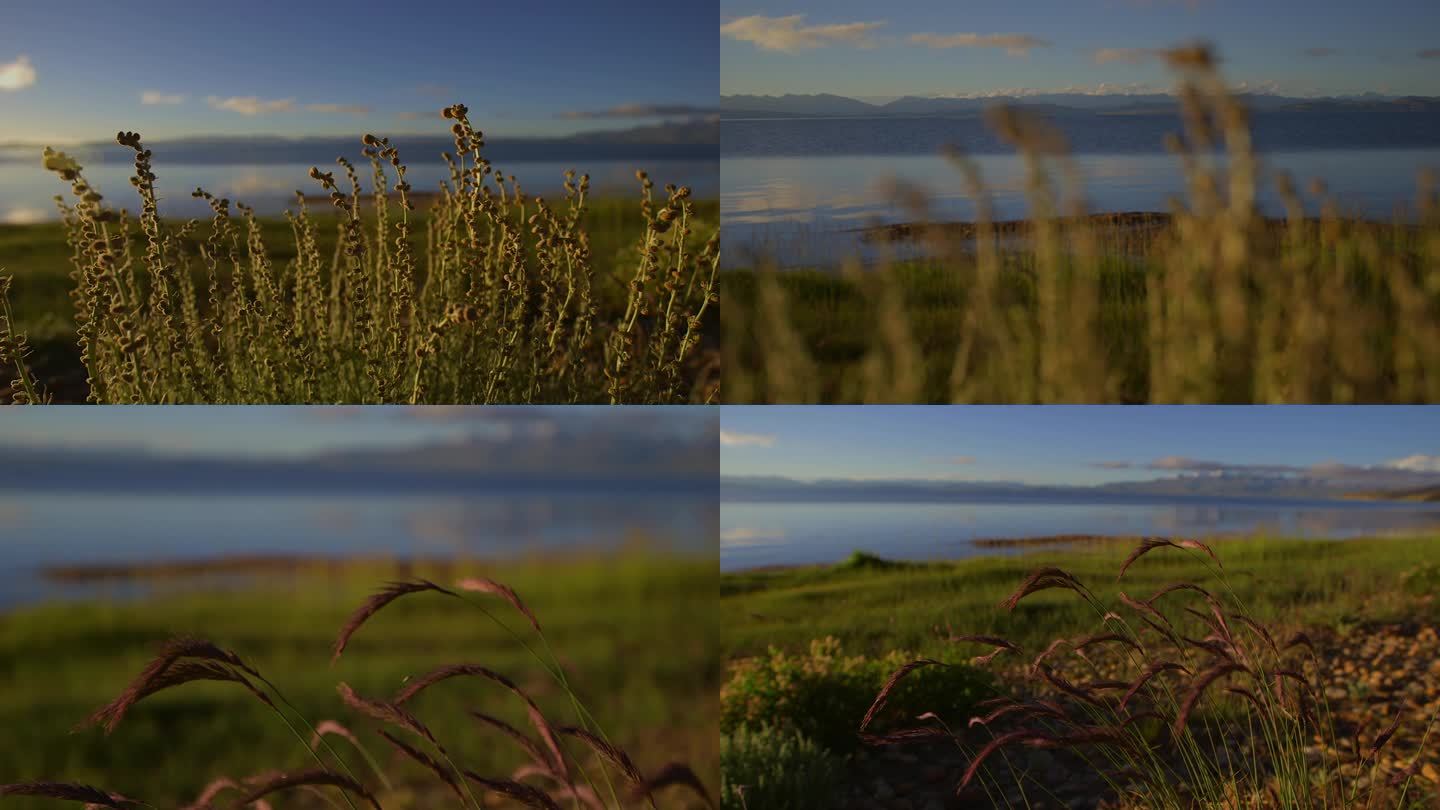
721, 112, 1440, 267
0, 491, 716, 609
0, 158, 718, 224
719, 497, 1440, 571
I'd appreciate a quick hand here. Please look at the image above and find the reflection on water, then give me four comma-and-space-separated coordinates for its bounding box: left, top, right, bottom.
0, 492, 716, 608
719, 499, 1440, 571
0, 158, 718, 223
721, 149, 1440, 267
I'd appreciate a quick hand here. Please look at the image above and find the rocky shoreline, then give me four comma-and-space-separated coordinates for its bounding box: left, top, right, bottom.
840, 622, 1440, 809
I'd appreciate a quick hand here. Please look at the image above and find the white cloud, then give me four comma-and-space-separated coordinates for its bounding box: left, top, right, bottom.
910, 32, 1049, 57
141, 90, 186, 105
721, 14, 884, 52
1382, 454, 1440, 473
1094, 48, 1155, 65
721, 527, 786, 546
206, 95, 296, 116
720, 430, 776, 448
306, 102, 371, 115
1, 206, 48, 224
0, 55, 36, 91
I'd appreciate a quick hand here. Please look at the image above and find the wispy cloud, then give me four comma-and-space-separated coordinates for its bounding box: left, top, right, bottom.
206, 96, 296, 116
721, 14, 885, 52
1302, 47, 1339, 58
1093, 454, 1440, 486
396, 111, 434, 121
141, 90, 186, 105
910, 32, 1049, 57
720, 430, 776, 448
1094, 47, 1156, 65
1383, 454, 1440, 473
559, 103, 718, 120
927, 82, 1171, 99
0, 55, 36, 91
1420, 49, 1440, 60
306, 102, 371, 115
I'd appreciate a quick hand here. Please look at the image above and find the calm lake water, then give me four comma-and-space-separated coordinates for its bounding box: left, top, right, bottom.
721, 112, 1440, 267
0, 158, 718, 224
0, 491, 716, 609
719, 497, 1440, 571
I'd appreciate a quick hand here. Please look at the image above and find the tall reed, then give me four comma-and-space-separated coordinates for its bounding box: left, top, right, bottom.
724, 44, 1440, 404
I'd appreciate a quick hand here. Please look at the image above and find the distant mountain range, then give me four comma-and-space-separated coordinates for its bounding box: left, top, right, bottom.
0, 119, 718, 165
0, 426, 717, 494
722, 472, 1440, 503
721, 92, 1440, 119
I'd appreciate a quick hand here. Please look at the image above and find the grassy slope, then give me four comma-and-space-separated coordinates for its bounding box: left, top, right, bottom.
0, 554, 718, 809
721, 535, 1440, 662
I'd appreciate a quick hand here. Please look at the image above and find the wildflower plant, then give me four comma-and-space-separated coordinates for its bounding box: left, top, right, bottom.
18, 105, 718, 404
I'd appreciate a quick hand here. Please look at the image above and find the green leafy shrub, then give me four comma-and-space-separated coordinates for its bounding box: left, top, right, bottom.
1400, 562, 1440, 597
721, 636, 993, 752
720, 725, 841, 810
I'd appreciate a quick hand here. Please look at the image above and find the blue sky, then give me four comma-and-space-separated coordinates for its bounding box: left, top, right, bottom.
721, 406, 1440, 485
0, 0, 717, 143
721, 0, 1440, 100
0, 406, 713, 459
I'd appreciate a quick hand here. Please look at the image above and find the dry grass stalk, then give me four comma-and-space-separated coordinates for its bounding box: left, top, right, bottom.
80, 638, 270, 734
626, 763, 713, 809
859, 658, 946, 731
332, 580, 458, 663
457, 577, 543, 634
228, 770, 380, 810
10, 573, 703, 810
392, 664, 569, 781
870, 538, 1439, 808
1000, 567, 1090, 611
376, 730, 466, 803
336, 683, 437, 745
459, 771, 563, 810
0, 783, 145, 809
468, 711, 559, 779
558, 727, 646, 786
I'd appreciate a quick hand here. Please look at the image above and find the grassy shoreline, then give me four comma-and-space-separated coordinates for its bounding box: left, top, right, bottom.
720, 535, 1440, 808
0, 552, 719, 809
722, 533, 1440, 662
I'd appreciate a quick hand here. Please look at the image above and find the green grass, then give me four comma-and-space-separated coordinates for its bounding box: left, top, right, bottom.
722, 255, 1154, 403
0, 553, 718, 809
721, 534, 1440, 662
